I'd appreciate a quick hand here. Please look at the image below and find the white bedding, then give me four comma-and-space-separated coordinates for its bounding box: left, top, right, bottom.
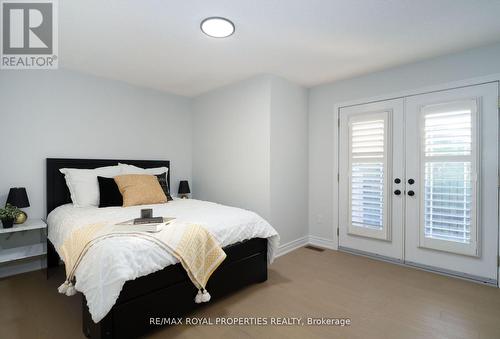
47, 199, 279, 323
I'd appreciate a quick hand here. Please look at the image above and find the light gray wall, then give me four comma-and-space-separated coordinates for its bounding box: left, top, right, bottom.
192, 75, 309, 246
308, 42, 500, 241
0, 69, 193, 219
192, 75, 272, 219
270, 77, 308, 244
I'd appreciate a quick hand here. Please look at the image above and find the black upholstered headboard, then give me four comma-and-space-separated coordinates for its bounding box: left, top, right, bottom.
46, 158, 170, 215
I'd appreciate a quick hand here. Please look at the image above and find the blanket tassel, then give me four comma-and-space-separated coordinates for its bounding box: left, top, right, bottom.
58, 281, 70, 294
66, 283, 77, 296
195, 290, 203, 303
58, 280, 77, 296
194, 289, 211, 303
201, 289, 211, 302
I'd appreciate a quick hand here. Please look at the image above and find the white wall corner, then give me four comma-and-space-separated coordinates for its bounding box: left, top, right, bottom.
275, 234, 339, 258
308, 235, 338, 250
275, 236, 309, 257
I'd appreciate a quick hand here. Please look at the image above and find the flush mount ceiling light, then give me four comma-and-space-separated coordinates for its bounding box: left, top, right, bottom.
200, 17, 235, 38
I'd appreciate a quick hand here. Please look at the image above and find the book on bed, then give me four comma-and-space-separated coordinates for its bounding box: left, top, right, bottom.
116, 217, 176, 232
134, 217, 164, 225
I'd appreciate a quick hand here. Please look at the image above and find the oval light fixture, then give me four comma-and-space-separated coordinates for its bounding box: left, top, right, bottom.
200, 17, 235, 38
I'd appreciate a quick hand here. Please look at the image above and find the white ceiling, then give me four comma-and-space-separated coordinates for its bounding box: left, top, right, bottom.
60, 0, 500, 96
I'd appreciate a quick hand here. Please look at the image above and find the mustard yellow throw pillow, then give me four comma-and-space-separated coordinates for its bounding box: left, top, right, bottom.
114, 174, 167, 207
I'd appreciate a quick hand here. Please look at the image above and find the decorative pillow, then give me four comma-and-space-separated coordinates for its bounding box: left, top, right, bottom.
118, 163, 168, 176
97, 176, 123, 208
59, 165, 122, 207
114, 174, 167, 207
155, 172, 173, 201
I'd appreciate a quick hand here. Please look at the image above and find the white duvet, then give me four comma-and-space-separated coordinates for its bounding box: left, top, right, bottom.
47, 199, 279, 323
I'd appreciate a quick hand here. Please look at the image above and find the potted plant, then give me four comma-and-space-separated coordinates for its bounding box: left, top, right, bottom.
0, 204, 21, 229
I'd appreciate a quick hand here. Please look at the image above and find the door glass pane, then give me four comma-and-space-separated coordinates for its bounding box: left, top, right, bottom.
424, 162, 472, 243
424, 109, 472, 156
351, 163, 384, 229
422, 101, 475, 245
350, 118, 385, 230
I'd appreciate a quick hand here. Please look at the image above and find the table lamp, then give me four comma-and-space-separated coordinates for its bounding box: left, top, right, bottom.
6, 187, 30, 224
178, 181, 190, 199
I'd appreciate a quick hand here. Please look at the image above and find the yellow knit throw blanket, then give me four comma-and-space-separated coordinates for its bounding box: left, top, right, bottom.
57, 222, 226, 303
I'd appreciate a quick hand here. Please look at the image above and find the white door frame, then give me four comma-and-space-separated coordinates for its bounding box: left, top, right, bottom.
338, 99, 405, 260
332, 73, 500, 285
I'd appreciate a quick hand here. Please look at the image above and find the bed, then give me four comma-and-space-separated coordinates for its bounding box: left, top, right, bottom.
46, 158, 278, 339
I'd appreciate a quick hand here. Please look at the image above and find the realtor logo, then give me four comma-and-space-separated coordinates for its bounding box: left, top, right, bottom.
1, 0, 58, 69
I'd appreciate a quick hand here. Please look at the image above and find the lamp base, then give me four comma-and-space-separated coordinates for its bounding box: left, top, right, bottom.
14, 211, 27, 224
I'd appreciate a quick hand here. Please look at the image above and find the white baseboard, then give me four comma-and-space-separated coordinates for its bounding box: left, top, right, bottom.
0, 258, 46, 278
275, 235, 338, 258
308, 235, 337, 250
276, 236, 309, 257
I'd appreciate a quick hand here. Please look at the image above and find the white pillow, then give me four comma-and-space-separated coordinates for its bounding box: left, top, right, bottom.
118, 163, 168, 176
60, 165, 122, 207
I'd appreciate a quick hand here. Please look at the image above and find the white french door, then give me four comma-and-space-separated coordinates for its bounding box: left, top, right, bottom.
338, 82, 499, 283
405, 83, 498, 282
339, 99, 405, 260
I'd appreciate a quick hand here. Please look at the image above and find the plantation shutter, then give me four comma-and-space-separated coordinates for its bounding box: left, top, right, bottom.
349, 113, 389, 234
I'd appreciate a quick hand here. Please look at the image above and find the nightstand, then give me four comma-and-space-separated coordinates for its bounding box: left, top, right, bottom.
0, 218, 47, 268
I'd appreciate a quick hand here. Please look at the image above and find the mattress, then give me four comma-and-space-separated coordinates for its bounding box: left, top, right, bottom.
47, 198, 279, 323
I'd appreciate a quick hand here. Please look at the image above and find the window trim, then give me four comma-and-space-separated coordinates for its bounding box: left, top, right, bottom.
417, 99, 480, 256
347, 111, 392, 241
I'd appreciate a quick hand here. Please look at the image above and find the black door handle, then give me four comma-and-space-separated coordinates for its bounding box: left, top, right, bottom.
407, 190, 415, 196
394, 178, 401, 184
394, 189, 401, 195
408, 179, 415, 185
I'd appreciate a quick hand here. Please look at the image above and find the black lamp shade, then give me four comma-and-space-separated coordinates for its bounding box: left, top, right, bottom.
178, 181, 190, 194
6, 187, 30, 208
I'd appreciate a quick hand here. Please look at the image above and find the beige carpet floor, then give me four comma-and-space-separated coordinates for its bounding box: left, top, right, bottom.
1, 247, 500, 339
